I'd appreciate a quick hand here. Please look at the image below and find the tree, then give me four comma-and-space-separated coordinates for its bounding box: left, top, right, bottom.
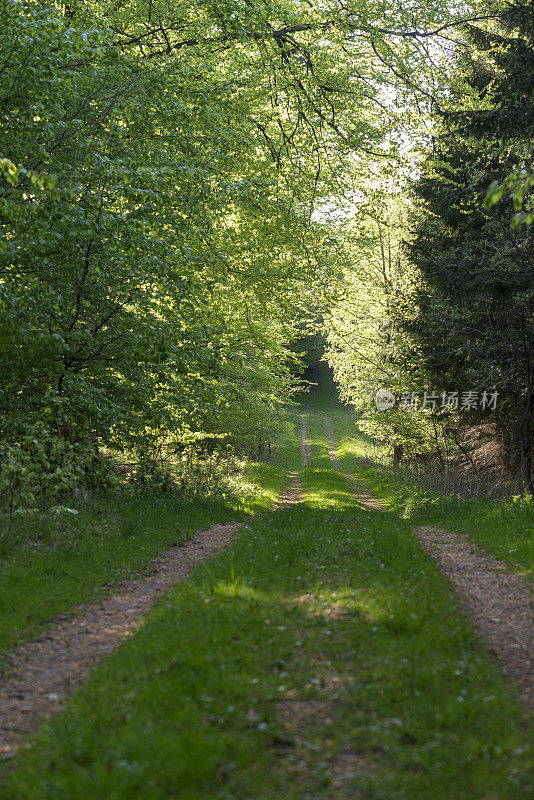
397, 1, 534, 489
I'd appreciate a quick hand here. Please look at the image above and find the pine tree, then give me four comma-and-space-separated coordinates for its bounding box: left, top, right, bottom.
404, 0, 534, 490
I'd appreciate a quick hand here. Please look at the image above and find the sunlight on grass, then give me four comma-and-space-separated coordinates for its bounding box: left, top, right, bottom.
301, 467, 357, 509
210, 580, 271, 603
237, 463, 286, 511
289, 587, 390, 624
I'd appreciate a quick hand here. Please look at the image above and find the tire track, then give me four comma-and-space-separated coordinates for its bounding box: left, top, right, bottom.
324, 414, 534, 709
0, 522, 240, 761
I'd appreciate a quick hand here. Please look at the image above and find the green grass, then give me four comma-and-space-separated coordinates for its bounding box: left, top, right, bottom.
433, 498, 534, 579
0, 443, 294, 658
318, 379, 534, 581
0, 492, 245, 658
2, 388, 532, 799
349, 460, 534, 581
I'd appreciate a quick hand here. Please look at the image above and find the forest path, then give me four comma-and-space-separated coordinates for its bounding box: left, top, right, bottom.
2, 401, 533, 797
275, 472, 303, 506
414, 525, 534, 709
323, 414, 534, 709
324, 415, 386, 512
301, 412, 311, 466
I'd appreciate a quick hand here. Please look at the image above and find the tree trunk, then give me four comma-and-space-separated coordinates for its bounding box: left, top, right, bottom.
392, 444, 403, 467
520, 391, 534, 495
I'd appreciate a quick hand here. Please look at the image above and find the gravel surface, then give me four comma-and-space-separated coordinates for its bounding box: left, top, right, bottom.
415, 525, 534, 710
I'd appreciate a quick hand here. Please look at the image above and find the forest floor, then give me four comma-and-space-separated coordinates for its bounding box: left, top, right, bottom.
0, 376, 533, 798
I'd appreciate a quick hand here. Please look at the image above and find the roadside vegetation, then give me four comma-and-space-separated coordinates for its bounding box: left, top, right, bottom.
314, 371, 534, 581
0, 449, 293, 658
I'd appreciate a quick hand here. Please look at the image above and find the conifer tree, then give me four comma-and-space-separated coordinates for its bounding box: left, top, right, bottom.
404, 0, 534, 489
